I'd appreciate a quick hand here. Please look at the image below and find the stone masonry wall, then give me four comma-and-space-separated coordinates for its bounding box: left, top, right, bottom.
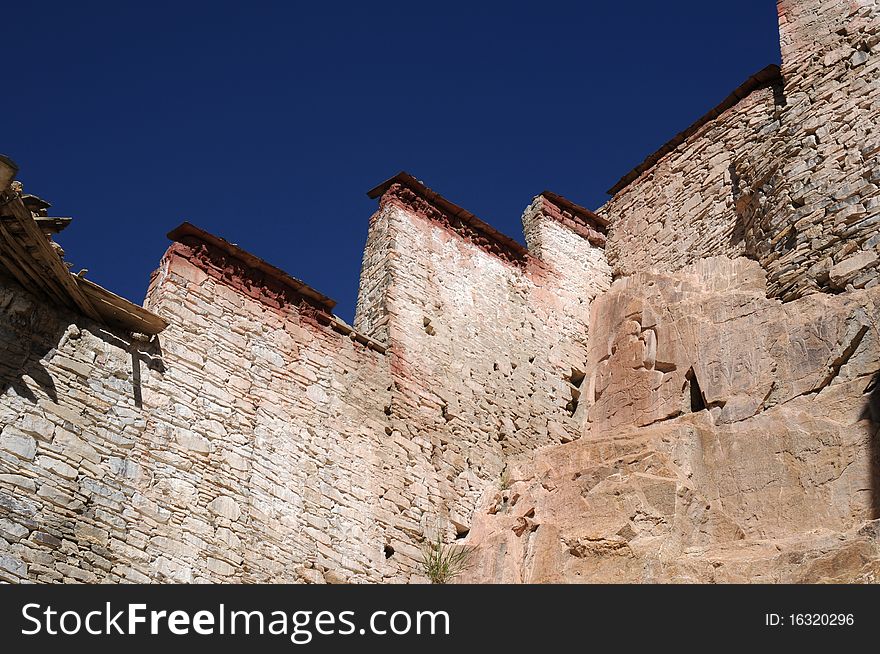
3, 0, 876, 586
602, 84, 783, 279
0, 181, 611, 584
0, 236, 398, 583
735, 0, 880, 300
604, 0, 879, 302
353, 185, 610, 540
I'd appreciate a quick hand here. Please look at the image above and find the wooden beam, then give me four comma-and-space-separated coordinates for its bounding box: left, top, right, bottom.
76, 277, 168, 335
0, 216, 73, 307
1, 194, 103, 321
34, 216, 73, 234
0, 192, 167, 335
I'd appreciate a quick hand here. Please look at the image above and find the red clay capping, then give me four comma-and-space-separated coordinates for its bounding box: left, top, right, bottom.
538, 192, 608, 247
166, 222, 336, 313
367, 172, 530, 266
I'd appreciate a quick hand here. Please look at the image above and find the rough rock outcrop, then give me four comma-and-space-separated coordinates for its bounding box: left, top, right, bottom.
463, 257, 880, 583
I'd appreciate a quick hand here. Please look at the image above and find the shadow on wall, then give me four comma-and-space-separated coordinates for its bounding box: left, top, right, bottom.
0, 321, 64, 403
864, 372, 880, 518
0, 315, 165, 409
120, 332, 165, 410
728, 79, 786, 254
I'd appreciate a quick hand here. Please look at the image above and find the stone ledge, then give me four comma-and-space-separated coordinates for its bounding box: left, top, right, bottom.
537, 192, 608, 247
165, 222, 387, 354
367, 172, 530, 267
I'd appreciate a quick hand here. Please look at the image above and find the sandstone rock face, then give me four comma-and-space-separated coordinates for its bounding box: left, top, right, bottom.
463, 257, 880, 583
458, 0, 880, 584
464, 421, 880, 583
584, 257, 878, 434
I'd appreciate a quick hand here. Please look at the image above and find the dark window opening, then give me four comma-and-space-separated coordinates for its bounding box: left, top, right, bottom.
565, 367, 585, 416
685, 367, 706, 412
566, 387, 580, 417
384, 544, 395, 559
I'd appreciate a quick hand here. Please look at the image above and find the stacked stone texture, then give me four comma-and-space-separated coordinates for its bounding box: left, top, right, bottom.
353, 191, 610, 540
0, 239, 396, 582
747, 0, 880, 299
605, 0, 880, 301
603, 84, 783, 278
0, 182, 608, 582
2, 0, 879, 585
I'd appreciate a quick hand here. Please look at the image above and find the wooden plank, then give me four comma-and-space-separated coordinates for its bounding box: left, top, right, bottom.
34, 216, 73, 233
0, 248, 42, 295
2, 195, 102, 321
0, 195, 167, 335
77, 277, 168, 335
0, 216, 73, 307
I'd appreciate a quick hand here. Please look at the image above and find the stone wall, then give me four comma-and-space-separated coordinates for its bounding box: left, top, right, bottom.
604, 0, 880, 302
354, 180, 610, 544
2, 0, 878, 586
0, 230, 397, 583
737, 0, 880, 299
0, 176, 611, 583
603, 80, 783, 279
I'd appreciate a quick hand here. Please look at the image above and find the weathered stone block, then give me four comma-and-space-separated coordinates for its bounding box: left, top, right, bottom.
0, 428, 36, 460
207, 495, 241, 521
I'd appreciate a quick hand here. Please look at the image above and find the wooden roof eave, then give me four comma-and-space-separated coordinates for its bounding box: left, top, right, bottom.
0, 177, 167, 335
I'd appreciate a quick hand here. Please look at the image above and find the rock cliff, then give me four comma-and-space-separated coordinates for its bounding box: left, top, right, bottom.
463, 258, 880, 582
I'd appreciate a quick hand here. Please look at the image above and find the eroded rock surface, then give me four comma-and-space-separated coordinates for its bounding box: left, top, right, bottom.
464, 258, 880, 583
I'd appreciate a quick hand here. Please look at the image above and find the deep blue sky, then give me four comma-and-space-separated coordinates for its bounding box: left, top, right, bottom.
6, 1, 781, 321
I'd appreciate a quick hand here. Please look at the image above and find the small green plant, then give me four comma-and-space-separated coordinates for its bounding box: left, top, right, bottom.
499, 467, 511, 490
421, 532, 474, 584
